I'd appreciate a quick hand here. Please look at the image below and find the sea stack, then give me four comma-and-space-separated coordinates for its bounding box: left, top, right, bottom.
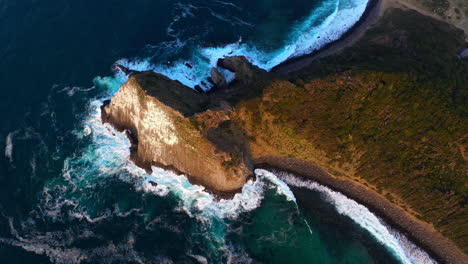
101, 70, 253, 194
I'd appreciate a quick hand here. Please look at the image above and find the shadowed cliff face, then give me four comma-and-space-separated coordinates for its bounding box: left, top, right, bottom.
102, 70, 253, 194
101, 56, 270, 194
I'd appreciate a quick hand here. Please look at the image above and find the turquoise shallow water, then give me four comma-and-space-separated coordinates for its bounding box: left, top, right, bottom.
0, 1, 436, 263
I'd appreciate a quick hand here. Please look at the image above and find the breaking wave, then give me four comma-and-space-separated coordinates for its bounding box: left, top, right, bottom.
276, 171, 437, 264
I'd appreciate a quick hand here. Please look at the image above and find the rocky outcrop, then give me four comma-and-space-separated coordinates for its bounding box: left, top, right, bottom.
218, 56, 265, 83
102, 70, 252, 194
101, 57, 270, 195
210, 67, 228, 89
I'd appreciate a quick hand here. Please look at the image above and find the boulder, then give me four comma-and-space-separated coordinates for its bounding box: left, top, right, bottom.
210, 67, 228, 89
218, 56, 266, 83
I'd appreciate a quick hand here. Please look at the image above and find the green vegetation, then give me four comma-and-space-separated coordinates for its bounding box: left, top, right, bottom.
235, 9, 468, 252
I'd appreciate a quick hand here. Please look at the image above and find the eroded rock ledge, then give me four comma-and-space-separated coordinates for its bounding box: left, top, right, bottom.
102, 57, 263, 195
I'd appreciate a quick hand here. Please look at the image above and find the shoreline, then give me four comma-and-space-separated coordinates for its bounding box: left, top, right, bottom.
272, 0, 383, 74
272, 0, 467, 75
264, 0, 467, 261
254, 156, 466, 264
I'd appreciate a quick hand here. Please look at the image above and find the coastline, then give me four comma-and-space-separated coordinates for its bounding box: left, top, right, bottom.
262, 0, 467, 261
273, 0, 467, 75
254, 156, 466, 264
272, 0, 383, 74
103, 0, 467, 260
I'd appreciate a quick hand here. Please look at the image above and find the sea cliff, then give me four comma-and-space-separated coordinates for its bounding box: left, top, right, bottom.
101, 71, 252, 194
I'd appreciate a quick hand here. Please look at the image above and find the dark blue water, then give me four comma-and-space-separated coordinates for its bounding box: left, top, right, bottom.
0, 1, 435, 263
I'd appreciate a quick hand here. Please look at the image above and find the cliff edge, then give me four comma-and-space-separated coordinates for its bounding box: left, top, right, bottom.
102, 71, 253, 194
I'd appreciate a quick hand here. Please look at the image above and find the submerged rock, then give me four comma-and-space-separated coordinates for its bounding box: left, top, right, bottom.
102, 71, 252, 194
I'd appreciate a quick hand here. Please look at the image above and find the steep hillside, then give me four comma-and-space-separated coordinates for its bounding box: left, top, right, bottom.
233, 8, 467, 251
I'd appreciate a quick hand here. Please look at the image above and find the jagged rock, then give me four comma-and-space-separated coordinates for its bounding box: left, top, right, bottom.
218, 56, 266, 83
210, 67, 228, 89
194, 85, 205, 94
102, 71, 252, 194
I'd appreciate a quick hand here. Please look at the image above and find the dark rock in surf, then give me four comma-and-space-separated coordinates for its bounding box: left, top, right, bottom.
113, 64, 140, 76
218, 56, 266, 83
210, 67, 228, 90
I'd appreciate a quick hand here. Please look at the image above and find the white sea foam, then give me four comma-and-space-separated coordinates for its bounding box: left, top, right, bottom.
59, 86, 96, 97
30, 154, 37, 178
5, 132, 14, 162
0, 221, 172, 264
133, 166, 296, 220
167, 3, 198, 38
118, 0, 368, 90
72, 97, 293, 222
276, 171, 437, 264
187, 254, 208, 264
388, 225, 437, 264
214, 0, 242, 10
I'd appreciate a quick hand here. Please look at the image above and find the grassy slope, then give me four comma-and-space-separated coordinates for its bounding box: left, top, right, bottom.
233, 9, 468, 251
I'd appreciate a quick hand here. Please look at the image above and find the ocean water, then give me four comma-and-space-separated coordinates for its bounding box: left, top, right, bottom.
0, 0, 437, 263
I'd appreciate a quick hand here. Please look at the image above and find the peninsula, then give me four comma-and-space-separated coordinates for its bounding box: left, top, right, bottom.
102, 3, 467, 263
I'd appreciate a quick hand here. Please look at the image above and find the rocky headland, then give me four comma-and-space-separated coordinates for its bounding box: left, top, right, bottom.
101, 65, 256, 195
102, 6, 467, 264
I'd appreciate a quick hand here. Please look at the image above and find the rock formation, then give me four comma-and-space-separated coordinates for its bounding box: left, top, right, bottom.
102, 57, 270, 195
218, 56, 264, 83
210, 67, 228, 89
102, 70, 253, 194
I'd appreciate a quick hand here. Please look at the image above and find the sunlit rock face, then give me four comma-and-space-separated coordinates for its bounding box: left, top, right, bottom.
102, 71, 252, 194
